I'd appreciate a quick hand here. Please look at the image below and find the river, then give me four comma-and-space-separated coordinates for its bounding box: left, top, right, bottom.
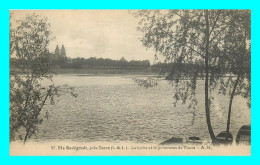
31, 74, 250, 144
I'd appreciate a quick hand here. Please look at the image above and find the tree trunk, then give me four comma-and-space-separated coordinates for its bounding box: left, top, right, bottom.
23, 128, 29, 144
205, 10, 216, 143
225, 28, 247, 142
225, 74, 241, 141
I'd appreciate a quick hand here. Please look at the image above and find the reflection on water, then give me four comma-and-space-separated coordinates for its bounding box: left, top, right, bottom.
32, 75, 250, 143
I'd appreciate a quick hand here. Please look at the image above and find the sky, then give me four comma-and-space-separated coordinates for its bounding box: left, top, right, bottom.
11, 10, 158, 63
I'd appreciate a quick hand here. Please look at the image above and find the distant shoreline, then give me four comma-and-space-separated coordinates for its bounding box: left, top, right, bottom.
10, 68, 237, 79
9, 68, 167, 78
49, 68, 162, 76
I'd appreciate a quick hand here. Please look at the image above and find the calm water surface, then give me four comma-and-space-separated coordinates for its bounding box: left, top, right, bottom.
32, 75, 250, 143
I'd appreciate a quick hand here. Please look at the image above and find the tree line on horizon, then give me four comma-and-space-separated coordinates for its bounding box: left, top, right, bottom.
10, 54, 250, 75
10, 55, 151, 70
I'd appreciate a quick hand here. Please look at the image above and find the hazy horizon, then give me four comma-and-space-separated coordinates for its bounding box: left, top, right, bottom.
10, 10, 161, 63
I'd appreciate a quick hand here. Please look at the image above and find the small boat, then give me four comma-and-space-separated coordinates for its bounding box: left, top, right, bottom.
236, 125, 251, 145
160, 137, 183, 145
215, 131, 233, 145
186, 136, 202, 144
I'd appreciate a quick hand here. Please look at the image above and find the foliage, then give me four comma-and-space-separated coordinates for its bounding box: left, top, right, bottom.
133, 10, 251, 142
133, 77, 158, 88
218, 10, 251, 107
9, 13, 77, 143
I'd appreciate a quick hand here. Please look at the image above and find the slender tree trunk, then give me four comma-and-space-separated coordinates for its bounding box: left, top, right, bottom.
225, 74, 241, 141
23, 91, 50, 144
225, 29, 247, 142
205, 10, 216, 143
24, 128, 30, 144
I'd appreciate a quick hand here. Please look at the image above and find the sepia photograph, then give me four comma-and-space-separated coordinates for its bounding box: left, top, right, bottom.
9, 10, 251, 156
